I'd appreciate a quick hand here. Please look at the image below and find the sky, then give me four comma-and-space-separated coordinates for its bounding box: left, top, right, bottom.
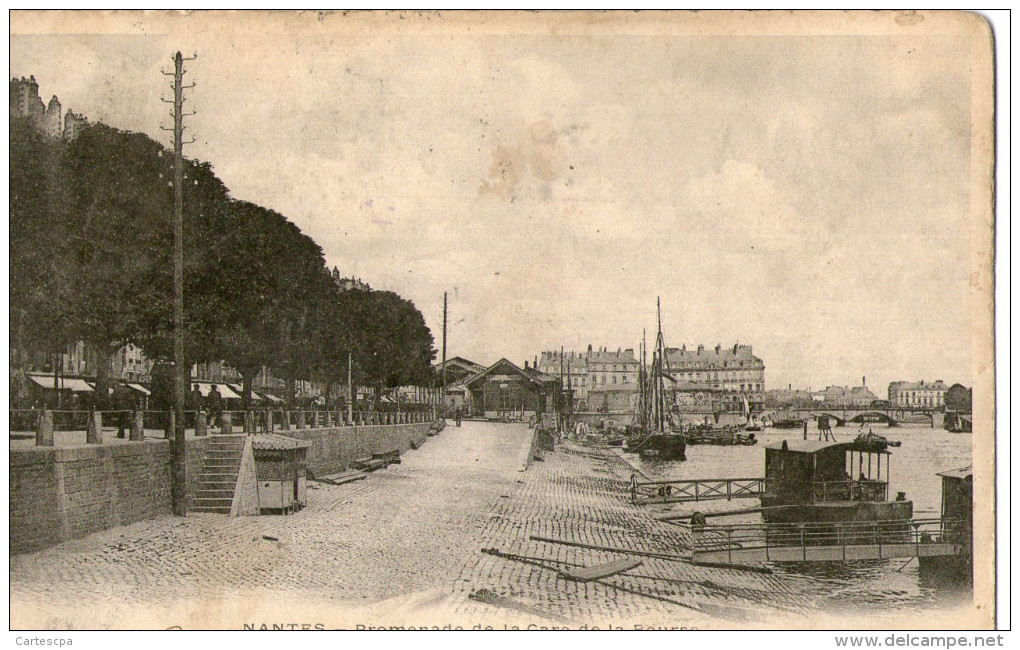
9, 12, 990, 393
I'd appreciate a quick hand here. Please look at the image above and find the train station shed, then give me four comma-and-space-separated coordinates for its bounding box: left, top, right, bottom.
464, 358, 560, 421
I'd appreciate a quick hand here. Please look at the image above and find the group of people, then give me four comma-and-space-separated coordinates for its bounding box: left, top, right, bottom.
186, 384, 224, 424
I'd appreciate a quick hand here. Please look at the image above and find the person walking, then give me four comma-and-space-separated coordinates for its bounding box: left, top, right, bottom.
206, 385, 223, 430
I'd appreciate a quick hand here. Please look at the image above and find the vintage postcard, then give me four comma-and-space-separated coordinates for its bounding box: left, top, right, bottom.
8, 10, 997, 632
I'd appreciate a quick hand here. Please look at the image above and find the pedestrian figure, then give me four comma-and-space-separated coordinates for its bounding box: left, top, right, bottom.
455, 406, 462, 427
207, 385, 223, 430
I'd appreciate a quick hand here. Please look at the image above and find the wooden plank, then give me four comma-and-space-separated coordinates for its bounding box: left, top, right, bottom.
313, 470, 367, 485
559, 558, 642, 582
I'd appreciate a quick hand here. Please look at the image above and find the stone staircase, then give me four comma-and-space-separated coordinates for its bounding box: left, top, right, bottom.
192, 435, 246, 514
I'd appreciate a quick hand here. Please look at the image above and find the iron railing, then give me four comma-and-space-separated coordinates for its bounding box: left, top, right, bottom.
683, 517, 964, 563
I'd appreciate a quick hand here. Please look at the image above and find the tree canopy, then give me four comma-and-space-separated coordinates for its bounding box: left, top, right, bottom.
10, 118, 437, 405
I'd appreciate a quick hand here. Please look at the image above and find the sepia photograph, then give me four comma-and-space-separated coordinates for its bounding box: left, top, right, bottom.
8, 10, 1000, 633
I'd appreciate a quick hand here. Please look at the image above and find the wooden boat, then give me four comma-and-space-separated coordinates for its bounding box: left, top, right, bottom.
685, 424, 758, 446
625, 297, 688, 462
771, 418, 806, 429
761, 438, 912, 531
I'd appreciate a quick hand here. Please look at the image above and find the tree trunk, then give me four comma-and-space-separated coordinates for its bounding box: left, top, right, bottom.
241, 371, 254, 413
93, 344, 115, 412
324, 379, 335, 412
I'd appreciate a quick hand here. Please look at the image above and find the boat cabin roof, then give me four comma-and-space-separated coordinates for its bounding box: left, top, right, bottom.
766, 439, 892, 455
766, 439, 844, 453
937, 465, 972, 480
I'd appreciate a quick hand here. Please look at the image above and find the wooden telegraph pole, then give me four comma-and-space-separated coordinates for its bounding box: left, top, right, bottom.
441, 291, 448, 418
162, 51, 196, 516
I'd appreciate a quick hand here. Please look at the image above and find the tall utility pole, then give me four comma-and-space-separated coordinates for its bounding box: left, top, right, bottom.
347, 352, 353, 425
162, 51, 195, 516
441, 291, 448, 416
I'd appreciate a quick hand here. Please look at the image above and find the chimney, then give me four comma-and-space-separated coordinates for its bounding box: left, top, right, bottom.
715, 344, 721, 354
524, 361, 529, 369
862, 376, 866, 387
789, 383, 792, 391
734, 343, 739, 354
534, 356, 538, 369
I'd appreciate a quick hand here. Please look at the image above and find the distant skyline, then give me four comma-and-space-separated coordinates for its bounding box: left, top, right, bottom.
10, 12, 989, 392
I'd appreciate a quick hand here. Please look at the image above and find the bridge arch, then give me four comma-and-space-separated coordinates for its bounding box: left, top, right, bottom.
847, 411, 899, 427
813, 412, 847, 427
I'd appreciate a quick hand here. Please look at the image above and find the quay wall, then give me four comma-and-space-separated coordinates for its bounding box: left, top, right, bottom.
10, 422, 436, 555
281, 422, 436, 477
10, 440, 173, 555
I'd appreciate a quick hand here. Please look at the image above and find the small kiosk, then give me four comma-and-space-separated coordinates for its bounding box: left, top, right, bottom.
252, 434, 311, 514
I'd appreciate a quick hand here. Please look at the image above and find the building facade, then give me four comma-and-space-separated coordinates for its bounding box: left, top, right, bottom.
888, 380, 949, 408
664, 343, 765, 412
812, 382, 879, 408
538, 346, 639, 412
10, 76, 86, 140
465, 358, 559, 420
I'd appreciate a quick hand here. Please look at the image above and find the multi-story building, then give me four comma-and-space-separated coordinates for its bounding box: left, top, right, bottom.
537, 350, 589, 402
10, 76, 86, 140
812, 380, 879, 408
764, 384, 816, 409
888, 380, 949, 408
538, 346, 639, 412
664, 343, 765, 412
330, 266, 371, 292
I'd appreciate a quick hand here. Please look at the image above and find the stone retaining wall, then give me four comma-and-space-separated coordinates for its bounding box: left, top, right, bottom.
280, 422, 436, 477
10, 440, 172, 555
10, 422, 436, 555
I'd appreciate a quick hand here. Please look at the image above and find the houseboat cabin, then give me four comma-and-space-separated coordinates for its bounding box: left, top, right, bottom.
919, 465, 973, 585
761, 439, 912, 524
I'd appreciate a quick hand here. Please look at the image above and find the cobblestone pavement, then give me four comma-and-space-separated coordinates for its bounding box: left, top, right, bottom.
449, 441, 817, 628
11, 421, 535, 629
12, 424, 821, 630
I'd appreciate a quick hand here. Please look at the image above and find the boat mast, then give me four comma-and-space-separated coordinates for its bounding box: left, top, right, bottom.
655, 297, 665, 433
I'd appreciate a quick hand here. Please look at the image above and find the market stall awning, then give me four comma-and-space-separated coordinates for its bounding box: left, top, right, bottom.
195, 383, 242, 400
28, 375, 94, 393
262, 393, 284, 403
126, 383, 152, 396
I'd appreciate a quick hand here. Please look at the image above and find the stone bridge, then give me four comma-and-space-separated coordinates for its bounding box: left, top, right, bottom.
763, 407, 939, 428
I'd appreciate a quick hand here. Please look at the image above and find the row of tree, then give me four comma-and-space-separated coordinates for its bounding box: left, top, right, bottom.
10, 118, 437, 410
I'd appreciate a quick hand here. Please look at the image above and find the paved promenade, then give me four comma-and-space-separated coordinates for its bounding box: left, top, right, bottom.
15, 420, 932, 629
11, 421, 535, 629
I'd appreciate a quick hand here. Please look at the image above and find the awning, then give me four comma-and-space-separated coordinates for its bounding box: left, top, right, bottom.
28, 375, 94, 393
126, 383, 152, 396
195, 383, 242, 400
225, 384, 265, 402
262, 393, 284, 403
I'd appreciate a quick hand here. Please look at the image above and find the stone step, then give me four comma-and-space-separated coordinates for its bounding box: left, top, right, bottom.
203, 462, 240, 469
191, 506, 231, 514
194, 485, 236, 495
192, 496, 233, 507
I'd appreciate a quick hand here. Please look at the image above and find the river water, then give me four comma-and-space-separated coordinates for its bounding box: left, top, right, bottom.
627, 423, 974, 614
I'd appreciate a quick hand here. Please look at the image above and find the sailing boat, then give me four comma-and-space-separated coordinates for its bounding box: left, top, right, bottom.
743, 395, 762, 432
624, 298, 687, 461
